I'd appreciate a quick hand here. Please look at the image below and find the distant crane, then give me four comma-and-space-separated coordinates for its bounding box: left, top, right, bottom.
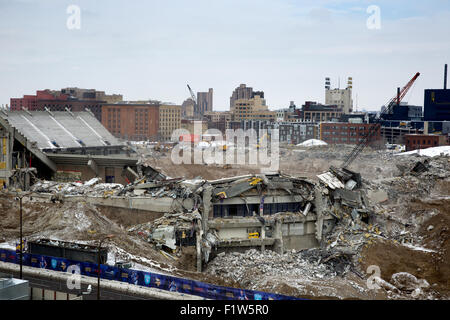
340, 72, 420, 169
187, 84, 197, 115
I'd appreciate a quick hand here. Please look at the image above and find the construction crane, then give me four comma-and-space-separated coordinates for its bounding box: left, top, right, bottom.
340, 72, 420, 169
187, 84, 197, 114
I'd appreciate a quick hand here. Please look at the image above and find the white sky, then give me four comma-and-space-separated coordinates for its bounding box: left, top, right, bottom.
0, 0, 449, 111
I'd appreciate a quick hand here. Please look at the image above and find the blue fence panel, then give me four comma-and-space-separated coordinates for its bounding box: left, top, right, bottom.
0, 249, 298, 300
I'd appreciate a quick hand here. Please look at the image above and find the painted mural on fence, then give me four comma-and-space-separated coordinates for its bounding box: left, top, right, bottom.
0, 249, 298, 300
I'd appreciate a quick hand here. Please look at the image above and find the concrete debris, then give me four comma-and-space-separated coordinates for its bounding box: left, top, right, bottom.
390, 272, 429, 293
372, 276, 400, 293
367, 190, 388, 204
302, 202, 311, 217
345, 179, 357, 190
30, 179, 124, 197
8, 167, 38, 190
127, 210, 200, 250
206, 248, 354, 285
317, 172, 344, 190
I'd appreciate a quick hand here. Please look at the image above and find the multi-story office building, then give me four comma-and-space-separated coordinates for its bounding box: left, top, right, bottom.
159, 104, 182, 141
320, 122, 381, 145
196, 88, 213, 116
231, 94, 276, 121
301, 101, 343, 122
181, 98, 195, 119
235, 120, 318, 145
101, 102, 159, 141
230, 84, 265, 109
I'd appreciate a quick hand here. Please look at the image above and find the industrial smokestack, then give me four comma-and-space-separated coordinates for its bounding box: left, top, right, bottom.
445, 64, 448, 90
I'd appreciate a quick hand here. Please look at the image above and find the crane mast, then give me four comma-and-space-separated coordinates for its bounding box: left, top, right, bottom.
341, 72, 420, 169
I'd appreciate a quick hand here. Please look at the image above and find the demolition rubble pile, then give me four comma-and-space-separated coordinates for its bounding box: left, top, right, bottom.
30, 178, 124, 197
205, 248, 438, 299
207, 247, 355, 286
127, 210, 201, 250
117, 177, 205, 201
204, 154, 450, 299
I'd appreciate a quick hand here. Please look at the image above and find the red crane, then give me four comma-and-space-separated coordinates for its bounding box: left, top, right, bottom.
341, 72, 420, 169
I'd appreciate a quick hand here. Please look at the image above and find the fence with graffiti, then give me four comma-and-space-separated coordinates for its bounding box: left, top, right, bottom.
0, 249, 298, 300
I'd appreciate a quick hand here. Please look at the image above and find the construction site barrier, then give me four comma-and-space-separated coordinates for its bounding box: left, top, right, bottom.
0, 249, 298, 300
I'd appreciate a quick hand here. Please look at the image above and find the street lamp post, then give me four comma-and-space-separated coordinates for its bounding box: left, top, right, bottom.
97, 235, 114, 300
19, 196, 23, 279
15, 192, 30, 279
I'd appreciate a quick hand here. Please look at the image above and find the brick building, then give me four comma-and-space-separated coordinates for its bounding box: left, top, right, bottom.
10, 90, 106, 122
404, 134, 447, 151
101, 103, 159, 141
58, 87, 122, 104
320, 122, 381, 145
10, 90, 68, 111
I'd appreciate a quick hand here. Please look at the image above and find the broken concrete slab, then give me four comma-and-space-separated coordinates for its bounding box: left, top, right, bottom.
368, 190, 388, 204
317, 172, 345, 190
332, 189, 362, 208
345, 179, 357, 190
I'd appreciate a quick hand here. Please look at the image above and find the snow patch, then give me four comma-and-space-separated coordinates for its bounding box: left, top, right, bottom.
297, 139, 328, 147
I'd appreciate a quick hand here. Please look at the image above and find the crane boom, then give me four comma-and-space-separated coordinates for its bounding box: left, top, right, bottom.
341, 72, 420, 169
187, 84, 197, 104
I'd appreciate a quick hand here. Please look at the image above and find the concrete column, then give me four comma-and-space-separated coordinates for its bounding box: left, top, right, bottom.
314, 188, 324, 242
87, 159, 98, 176
260, 225, 265, 252
196, 222, 202, 272
202, 185, 213, 233
273, 218, 283, 254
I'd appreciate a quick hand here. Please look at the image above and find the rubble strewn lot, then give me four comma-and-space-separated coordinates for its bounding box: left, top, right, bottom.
203, 151, 449, 299
1, 144, 449, 299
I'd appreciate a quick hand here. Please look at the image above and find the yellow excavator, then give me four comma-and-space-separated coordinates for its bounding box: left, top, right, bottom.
256, 133, 268, 149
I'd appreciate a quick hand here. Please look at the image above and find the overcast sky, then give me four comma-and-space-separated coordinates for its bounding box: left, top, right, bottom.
1, 0, 449, 111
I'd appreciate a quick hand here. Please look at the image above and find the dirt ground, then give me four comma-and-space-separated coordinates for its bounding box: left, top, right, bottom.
360, 197, 450, 298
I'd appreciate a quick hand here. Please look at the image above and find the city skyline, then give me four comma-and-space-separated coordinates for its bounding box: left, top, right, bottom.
1, 0, 449, 111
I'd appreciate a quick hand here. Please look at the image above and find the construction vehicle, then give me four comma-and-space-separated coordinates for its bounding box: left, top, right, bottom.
248, 232, 260, 239
256, 133, 268, 149
341, 72, 420, 169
